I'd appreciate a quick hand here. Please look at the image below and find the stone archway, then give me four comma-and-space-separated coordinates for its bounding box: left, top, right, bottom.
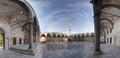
91, 0, 120, 55
47, 34, 51, 42
40, 34, 46, 43
0, 0, 40, 55
0, 28, 5, 49
100, 18, 114, 29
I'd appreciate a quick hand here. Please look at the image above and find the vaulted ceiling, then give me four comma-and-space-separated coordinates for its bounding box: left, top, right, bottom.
100, 0, 120, 29
0, 0, 29, 28
0, 0, 27, 16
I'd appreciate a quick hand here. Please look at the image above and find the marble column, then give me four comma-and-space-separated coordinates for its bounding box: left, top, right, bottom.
36, 29, 38, 44
94, 13, 102, 54
28, 24, 33, 49
91, 0, 103, 55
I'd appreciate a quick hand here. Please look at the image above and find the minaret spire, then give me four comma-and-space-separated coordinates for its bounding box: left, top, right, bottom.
69, 19, 72, 35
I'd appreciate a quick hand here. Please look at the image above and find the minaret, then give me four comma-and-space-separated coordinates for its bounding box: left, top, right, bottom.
69, 20, 72, 35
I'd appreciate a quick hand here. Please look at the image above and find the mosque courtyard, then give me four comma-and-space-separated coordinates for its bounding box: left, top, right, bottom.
1, 0, 120, 58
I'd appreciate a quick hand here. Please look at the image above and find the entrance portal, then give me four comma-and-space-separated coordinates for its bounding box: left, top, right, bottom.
0, 34, 5, 49
0, 34, 3, 48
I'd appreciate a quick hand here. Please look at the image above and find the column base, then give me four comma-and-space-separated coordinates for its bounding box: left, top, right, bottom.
94, 50, 103, 55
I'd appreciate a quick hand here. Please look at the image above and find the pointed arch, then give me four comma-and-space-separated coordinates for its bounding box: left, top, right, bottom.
100, 18, 114, 29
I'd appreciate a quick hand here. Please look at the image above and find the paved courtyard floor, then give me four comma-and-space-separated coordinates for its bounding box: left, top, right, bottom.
40, 42, 120, 58
0, 48, 34, 58
1, 42, 120, 58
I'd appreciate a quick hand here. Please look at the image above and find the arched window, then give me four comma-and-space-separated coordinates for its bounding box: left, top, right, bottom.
110, 37, 112, 43
107, 30, 109, 34
34, 17, 37, 26
107, 38, 109, 43
110, 28, 112, 33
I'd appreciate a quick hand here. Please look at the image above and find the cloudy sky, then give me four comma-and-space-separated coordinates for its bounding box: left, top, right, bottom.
27, 0, 94, 34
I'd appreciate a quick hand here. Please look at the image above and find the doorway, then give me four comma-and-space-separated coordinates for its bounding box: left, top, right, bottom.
0, 34, 5, 49
13, 37, 16, 45
0, 34, 3, 49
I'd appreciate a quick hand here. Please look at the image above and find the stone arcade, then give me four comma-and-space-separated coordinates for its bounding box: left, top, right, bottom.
91, 0, 120, 54
40, 32, 95, 43
0, 0, 40, 54
98, 0, 120, 46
